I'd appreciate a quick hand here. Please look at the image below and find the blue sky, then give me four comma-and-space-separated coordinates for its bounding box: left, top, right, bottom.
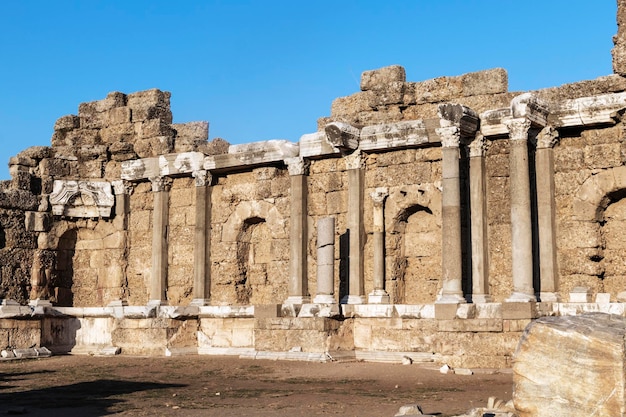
0, 1, 617, 180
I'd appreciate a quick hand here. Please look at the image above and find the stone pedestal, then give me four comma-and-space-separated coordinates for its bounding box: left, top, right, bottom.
314, 217, 336, 304
191, 170, 212, 306
504, 118, 536, 302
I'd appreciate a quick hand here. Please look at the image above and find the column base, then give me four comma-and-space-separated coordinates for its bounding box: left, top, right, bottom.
147, 299, 168, 307
538, 292, 560, 302
190, 298, 211, 306
28, 299, 52, 307
313, 294, 336, 304
368, 290, 390, 304
341, 295, 366, 305
436, 293, 467, 304
505, 292, 536, 302
470, 294, 493, 303
284, 295, 311, 305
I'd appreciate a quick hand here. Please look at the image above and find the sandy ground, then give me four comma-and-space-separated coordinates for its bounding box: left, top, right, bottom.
0, 355, 513, 417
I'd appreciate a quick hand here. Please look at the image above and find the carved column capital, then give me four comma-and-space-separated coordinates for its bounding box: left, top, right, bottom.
468, 134, 490, 158
112, 180, 134, 196
504, 117, 532, 141
344, 151, 363, 170
285, 157, 310, 176
370, 187, 388, 208
192, 170, 213, 187
535, 126, 559, 149
149, 176, 172, 192
436, 126, 461, 148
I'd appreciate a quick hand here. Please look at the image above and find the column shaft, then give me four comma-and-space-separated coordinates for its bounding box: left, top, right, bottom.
506, 119, 536, 301
314, 217, 335, 303
192, 171, 212, 305
343, 154, 365, 304
150, 177, 170, 305
368, 187, 389, 304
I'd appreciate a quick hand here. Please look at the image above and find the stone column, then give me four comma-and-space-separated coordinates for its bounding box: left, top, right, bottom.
149, 176, 171, 306
284, 157, 311, 305
191, 170, 212, 306
110, 180, 133, 307
505, 118, 536, 302
468, 135, 492, 303
535, 126, 560, 301
368, 187, 390, 304
314, 217, 336, 303
342, 151, 366, 304
436, 126, 466, 303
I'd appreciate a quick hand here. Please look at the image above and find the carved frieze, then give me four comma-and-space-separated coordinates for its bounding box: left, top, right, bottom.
50, 180, 115, 218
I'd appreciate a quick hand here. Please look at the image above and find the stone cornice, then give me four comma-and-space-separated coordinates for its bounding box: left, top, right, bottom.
438, 103, 479, 137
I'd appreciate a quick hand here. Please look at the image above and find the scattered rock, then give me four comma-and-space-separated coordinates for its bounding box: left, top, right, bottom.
454, 368, 473, 376
402, 356, 413, 365
439, 364, 452, 374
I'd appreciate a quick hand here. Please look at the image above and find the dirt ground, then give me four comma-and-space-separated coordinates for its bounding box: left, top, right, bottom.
0, 355, 513, 417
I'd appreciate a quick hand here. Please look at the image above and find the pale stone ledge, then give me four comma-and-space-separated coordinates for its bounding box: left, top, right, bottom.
50, 180, 114, 218
204, 139, 299, 171
121, 151, 205, 180
360, 120, 431, 150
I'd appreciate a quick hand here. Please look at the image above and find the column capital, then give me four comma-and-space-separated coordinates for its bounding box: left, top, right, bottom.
344, 151, 363, 170
370, 187, 388, 207
511, 93, 549, 127
535, 126, 559, 149
468, 134, 489, 158
149, 176, 172, 192
192, 170, 213, 187
285, 157, 310, 176
112, 180, 134, 196
436, 126, 461, 148
324, 122, 360, 150
504, 117, 531, 141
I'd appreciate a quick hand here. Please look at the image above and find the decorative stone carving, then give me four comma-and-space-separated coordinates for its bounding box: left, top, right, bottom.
192, 170, 212, 187
149, 176, 172, 192
112, 180, 134, 195
511, 93, 549, 127
436, 126, 461, 148
468, 134, 489, 157
535, 126, 559, 149
504, 117, 531, 141
324, 122, 360, 150
437, 103, 479, 137
370, 187, 388, 208
284, 157, 310, 176
344, 151, 363, 170
50, 180, 115, 218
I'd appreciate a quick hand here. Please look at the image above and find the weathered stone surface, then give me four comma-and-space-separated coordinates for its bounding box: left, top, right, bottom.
513, 313, 626, 417
360, 65, 406, 91
614, 0, 626, 75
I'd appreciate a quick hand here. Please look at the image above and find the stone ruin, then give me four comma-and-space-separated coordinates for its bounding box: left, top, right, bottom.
2, 2, 626, 383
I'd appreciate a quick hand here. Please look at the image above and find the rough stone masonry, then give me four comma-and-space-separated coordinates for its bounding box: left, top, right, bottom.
2, 1, 626, 373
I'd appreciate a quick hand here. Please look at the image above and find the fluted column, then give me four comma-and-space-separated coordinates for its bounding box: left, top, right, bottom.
149, 176, 172, 306
436, 126, 466, 303
191, 170, 212, 306
284, 157, 311, 305
368, 187, 389, 304
505, 118, 536, 302
535, 126, 560, 301
468, 135, 492, 303
342, 151, 366, 304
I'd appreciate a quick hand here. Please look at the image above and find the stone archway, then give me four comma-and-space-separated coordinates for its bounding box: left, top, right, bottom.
383, 184, 442, 304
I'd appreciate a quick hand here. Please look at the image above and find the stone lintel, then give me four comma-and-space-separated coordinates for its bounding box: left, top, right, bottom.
204, 140, 299, 172
324, 122, 360, 150
479, 108, 512, 137
299, 131, 342, 158
438, 103, 479, 137
121, 151, 205, 181
511, 93, 549, 127
360, 120, 430, 150
549, 91, 626, 127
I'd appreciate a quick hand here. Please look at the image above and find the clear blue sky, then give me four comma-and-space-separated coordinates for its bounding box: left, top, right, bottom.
0, 1, 617, 180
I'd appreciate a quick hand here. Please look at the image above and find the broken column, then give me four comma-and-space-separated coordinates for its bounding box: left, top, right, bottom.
191, 170, 212, 306
284, 157, 310, 305
505, 118, 536, 302
368, 187, 390, 304
534, 127, 560, 302
149, 176, 171, 306
468, 134, 491, 303
342, 151, 366, 304
314, 217, 336, 304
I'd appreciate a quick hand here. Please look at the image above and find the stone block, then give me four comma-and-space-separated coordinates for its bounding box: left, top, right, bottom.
501, 302, 537, 319
24, 211, 51, 232
107, 107, 131, 125
514, 313, 626, 416
360, 65, 406, 91
461, 68, 508, 96
434, 303, 458, 320
569, 286, 592, 303
254, 304, 282, 319
54, 115, 80, 132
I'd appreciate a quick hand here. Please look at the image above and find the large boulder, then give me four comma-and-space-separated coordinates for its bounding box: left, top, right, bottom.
513, 313, 626, 416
